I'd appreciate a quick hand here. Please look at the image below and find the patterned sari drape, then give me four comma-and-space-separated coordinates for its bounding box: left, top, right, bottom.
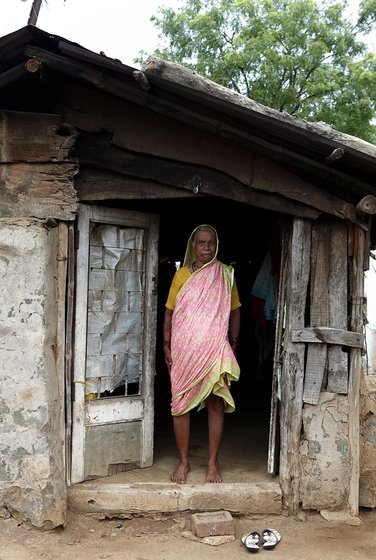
170, 259, 240, 415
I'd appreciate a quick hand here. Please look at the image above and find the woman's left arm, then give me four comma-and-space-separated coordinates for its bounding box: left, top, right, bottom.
229, 307, 240, 355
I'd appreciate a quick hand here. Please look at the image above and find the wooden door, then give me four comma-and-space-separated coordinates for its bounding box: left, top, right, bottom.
71, 205, 159, 483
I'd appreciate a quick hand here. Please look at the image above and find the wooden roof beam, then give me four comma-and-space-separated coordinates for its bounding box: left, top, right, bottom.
75, 130, 320, 219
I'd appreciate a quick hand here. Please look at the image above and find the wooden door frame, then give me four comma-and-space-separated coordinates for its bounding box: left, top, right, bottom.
70, 204, 159, 484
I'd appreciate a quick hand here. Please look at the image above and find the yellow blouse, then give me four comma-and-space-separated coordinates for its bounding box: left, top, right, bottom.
165, 265, 241, 311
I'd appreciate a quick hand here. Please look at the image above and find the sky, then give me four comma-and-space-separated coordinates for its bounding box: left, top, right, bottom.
0, 0, 373, 69
0, 0, 183, 67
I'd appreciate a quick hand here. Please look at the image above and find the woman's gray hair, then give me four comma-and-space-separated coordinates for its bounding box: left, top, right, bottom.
192, 225, 217, 243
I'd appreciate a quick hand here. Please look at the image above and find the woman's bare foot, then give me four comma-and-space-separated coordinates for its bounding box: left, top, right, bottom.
171, 461, 190, 484
206, 461, 222, 483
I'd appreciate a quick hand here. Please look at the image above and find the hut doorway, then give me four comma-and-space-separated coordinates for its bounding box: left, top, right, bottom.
153, 199, 282, 484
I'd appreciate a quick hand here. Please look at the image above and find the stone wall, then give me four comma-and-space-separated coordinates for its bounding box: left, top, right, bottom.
0, 220, 66, 528
300, 392, 351, 510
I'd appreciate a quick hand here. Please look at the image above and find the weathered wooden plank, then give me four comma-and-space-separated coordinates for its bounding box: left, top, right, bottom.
142, 56, 376, 161
84, 422, 141, 479
25, 45, 147, 108
141, 213, 159, 467
75, 132, 321, 218
303, 220, 330, 405
279, 218, 311, 513
0, 162, 78, 220
64, 223, 75, 483
268, 220, 290, 475
327, 219, 349, 392
71, 205, 91, 484
0, 110, 77, 162
56, 222, 69, 484
348, 225, 366, 516
76, 169, 192, 200
292, 327, 364, 348
86, 398, 144, 425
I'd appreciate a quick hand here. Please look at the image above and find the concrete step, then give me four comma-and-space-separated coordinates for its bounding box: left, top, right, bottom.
68, 481, 282, 516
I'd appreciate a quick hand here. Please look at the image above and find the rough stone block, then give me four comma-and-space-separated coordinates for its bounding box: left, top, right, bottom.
191, 510, 234, 537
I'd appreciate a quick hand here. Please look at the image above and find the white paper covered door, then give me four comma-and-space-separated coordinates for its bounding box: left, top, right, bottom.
71, 205, 159, 483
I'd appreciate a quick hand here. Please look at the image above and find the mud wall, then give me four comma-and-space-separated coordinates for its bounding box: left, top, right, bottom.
360, 374, 376, 507
300, 392, 351, 510
0, 221, 66, 528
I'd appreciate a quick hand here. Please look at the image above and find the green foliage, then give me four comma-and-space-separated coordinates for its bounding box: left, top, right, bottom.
146, 0, 376, 143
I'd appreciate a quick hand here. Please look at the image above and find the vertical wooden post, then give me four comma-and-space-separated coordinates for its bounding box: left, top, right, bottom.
348, 224, 365, 516
279, 218, 311, 513
303, 219, 329, 404
267, 220, 291, 474
327, 218, 348, 393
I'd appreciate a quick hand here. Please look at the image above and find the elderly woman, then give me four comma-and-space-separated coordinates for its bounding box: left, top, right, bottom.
163, 224, 241, 484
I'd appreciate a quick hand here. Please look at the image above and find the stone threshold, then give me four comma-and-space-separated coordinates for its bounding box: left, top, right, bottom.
68, 481, 282, 516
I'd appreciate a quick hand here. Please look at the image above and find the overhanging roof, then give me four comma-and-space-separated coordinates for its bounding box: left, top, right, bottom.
0, 25, 375, 205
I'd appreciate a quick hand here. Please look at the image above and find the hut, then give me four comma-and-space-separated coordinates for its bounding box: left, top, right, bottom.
1, 25, 376, 528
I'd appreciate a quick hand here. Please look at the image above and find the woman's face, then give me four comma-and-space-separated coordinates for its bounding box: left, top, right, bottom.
193, 230, 217, 265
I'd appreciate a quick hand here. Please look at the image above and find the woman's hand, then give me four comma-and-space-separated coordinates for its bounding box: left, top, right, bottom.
163, 308, 174, 374
163, 343, 173, 374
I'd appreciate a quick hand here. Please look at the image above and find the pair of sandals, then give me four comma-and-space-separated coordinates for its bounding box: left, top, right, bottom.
241, 528, 281, 552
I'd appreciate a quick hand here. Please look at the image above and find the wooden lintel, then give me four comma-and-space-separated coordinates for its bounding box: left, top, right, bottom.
292, 327, 364, 349
75, 131, 321, 218
76, 170, 195, 201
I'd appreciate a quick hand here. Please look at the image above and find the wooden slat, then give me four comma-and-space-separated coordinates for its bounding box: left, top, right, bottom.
327, 219, 349, 392
303, 220, 330, 405
348, 225, 365, 516
268, 220, 290, 474
71, 205, 91, 484
76, 169, 193, 201
56, 223, 69, 483
292, 327, 364, 348
279, 218, 311, 513
0, 110, 77, 162
64, 223, 75, 483
140, 213, 159, 468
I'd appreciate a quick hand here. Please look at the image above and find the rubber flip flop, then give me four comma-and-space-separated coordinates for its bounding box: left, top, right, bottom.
241, 531, 261, 552
261, 528, 281, 549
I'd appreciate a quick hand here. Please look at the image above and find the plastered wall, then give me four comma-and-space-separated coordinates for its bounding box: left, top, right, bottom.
360, 374, 376, 508
300, 392, 351, 510
0, 220, 66, 528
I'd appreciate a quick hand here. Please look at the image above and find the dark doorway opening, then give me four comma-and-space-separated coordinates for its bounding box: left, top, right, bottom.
154, 198, 282, 483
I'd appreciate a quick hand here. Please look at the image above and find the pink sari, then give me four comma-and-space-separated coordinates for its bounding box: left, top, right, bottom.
170, 259, 240, 416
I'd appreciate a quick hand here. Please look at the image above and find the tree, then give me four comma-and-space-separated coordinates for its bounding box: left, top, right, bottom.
147, 0, 376, 143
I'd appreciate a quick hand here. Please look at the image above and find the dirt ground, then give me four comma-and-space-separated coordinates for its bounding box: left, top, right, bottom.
1, 508, 376, 560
